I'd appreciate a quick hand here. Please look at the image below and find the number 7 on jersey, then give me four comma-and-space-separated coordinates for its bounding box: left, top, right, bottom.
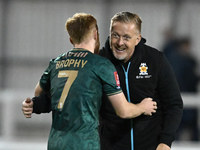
57, 70, 78, 109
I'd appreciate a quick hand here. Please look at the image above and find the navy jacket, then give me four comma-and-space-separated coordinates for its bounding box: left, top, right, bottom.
99, 37, 183, 150
32, 37, 183, 150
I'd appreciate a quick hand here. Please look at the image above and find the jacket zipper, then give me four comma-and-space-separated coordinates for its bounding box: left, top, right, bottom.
121, 62, 134, 150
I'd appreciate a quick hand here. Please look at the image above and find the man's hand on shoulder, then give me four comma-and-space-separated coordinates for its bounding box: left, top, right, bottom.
156, 143, 170, 150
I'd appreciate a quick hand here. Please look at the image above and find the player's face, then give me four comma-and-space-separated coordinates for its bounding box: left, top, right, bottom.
110, 22, 141, 63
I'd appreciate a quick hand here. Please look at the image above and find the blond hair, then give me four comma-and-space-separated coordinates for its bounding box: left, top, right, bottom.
110, 12, 142, 34
66, 13, 97, 44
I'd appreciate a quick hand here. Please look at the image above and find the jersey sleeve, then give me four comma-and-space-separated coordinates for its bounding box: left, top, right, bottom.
39, 60, 53, 92
98, 59, 122, 96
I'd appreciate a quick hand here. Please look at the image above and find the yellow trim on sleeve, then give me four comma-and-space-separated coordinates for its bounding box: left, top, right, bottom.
106, 90, 123, 96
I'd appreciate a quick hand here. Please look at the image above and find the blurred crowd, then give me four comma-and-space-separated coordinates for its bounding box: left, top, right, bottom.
162, 28, 200, 141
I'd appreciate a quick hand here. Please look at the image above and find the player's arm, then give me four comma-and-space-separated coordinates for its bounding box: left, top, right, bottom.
108, 92, 157, 119
34, 82, 43, 96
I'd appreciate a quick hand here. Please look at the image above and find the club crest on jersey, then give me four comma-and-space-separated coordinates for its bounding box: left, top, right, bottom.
136, 63, 152, 79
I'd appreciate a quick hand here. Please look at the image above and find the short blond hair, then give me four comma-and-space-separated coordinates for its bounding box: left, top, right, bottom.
110, 12, 142, 34
66, 13, 97, 44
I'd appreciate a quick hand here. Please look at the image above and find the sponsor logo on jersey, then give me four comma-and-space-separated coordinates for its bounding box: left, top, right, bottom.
114, 71, 121, 89
136, 63, 152, 79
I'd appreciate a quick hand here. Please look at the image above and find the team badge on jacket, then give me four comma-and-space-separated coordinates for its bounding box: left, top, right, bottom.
136, 63, 152, 79
139, 63, 148, 75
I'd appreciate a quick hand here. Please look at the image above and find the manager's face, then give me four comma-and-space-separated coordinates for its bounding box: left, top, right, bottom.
110, 21, 141, 63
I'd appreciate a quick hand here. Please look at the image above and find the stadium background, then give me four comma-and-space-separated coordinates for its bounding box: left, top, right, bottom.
0, 0, 200, 149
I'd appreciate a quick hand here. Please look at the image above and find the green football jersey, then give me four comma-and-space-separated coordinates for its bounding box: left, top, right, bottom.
39, 48, 122, 150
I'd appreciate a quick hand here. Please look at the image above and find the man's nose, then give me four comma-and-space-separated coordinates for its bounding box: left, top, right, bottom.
117, 37, 124, 46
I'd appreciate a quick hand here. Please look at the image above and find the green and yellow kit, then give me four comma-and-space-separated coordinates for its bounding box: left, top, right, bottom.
39, 48, 122, 150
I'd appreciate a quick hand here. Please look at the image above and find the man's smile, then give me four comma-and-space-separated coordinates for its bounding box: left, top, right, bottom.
115, 46, 126, 52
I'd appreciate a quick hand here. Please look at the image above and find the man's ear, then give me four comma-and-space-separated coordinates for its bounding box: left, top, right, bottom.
93, 30, 98, 40
70, 38, 73, 45
136, 34, 142, 46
